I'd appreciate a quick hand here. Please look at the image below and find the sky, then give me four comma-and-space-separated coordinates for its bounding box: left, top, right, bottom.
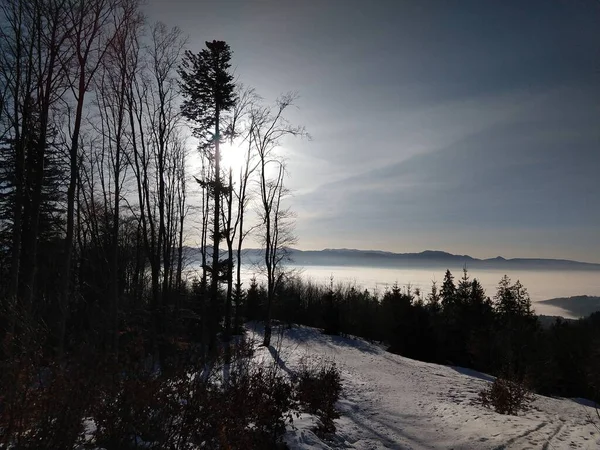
147, 0, 600, 262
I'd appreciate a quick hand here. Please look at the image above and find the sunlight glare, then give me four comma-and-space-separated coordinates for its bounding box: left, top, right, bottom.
220, 141, 246, 174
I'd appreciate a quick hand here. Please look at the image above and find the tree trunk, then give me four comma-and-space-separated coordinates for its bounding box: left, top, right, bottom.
209, 109, 221, 352
110, 139, 120, 357
59, 69, 86, 356
223, 170, 233, 343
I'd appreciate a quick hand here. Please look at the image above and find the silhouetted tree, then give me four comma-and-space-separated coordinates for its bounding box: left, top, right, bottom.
0, 0, 71, 322
323, 277, 341, 335
251, 94, 307, 347
440, 269, 456, 311
456, 267, 471, 305
245, 276, 264, 322
381, 283, 412, 355
493, 275, 538, 378
178, 40, 237, 351
58, 0, 127, 356
426, 280, 442, 314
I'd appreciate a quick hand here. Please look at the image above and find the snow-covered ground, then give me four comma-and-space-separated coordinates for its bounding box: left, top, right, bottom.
250, 324, 600, 450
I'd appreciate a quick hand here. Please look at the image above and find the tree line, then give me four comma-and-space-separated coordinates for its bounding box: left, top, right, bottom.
257, 268, 600, 402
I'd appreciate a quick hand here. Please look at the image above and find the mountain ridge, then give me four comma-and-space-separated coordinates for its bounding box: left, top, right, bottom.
184, 246, 600, 270
297, 248, 598, 265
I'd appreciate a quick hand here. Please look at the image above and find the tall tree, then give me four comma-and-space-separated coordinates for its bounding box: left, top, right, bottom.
220, 85, 259, 340
232, 91, 261, 334
125, 21, 185, 354
251, 93, 307, 347
91, 0, 142, 354
178, 40, 236, 350
0, 0, 71, 317
59, 0, 121, 354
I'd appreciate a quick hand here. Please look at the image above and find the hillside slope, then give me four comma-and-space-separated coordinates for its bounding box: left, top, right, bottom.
250, 325, 600, 449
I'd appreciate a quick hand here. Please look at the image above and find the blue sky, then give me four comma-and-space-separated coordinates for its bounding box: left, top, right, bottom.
148, 0, 600, 262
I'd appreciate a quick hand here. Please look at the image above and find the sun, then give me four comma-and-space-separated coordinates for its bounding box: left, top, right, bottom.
220, 141, 247, 174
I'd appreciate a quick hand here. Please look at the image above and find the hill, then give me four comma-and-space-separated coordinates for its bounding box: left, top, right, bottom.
249, 324, 600, 449
539, 295, 600, 318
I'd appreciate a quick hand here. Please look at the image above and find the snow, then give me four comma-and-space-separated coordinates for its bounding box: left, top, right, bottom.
249, 324, 600, 450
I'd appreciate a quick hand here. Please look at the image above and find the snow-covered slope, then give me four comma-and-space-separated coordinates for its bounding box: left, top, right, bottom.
250, 325, 600, 449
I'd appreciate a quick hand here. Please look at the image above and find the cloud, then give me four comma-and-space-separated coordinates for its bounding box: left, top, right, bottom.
293, 86, 600, 260
146, 0, 600, 260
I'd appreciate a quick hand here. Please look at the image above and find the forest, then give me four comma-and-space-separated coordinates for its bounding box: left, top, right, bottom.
0, 0, 598, 448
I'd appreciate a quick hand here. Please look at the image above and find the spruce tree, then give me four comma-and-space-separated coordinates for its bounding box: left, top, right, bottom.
493, 275, 538, 378
426, 280, 441, 313
470, 279, 487, 306
456, 267, 471, 305
440, 269, 456, 310
178, 41, 237, 349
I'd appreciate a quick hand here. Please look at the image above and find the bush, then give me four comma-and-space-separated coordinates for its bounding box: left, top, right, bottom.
224, 364, 295, 447
0, 357, 92, 449
1, 330, 298, 450
0, 312, 96, 450
479, 377, 534, 415
93, 338, 296, 450
294, 357, 342, 435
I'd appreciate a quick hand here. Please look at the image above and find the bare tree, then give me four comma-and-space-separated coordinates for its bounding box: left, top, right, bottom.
220, 85, 259, 341
258, 162, 297, 347
91, 0, 142, 354
191, 153, 214, 358
232, 130, 260, 333
125, 21, 185, 354
251, 93, 307, 347
220, 168, 235, 342
58, 0, 123, 354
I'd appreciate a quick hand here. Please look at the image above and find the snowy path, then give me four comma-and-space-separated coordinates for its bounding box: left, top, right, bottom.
252, 325, 600, 449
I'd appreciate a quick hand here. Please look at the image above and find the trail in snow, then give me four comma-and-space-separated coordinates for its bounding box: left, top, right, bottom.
250, 324, 600, 449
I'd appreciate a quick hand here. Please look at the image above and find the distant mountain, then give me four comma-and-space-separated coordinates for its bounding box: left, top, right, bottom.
539, 296, 600, 318
184, 247, 600, 271
280, 248, 600, 271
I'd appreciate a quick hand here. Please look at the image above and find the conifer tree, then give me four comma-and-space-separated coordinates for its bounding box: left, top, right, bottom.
178, 41, 237, 348
426, 280, 441, 313
493, 275, 538, 377
440, 269, 456, 310
470, 279, 487, 306
456, 267, 471, 305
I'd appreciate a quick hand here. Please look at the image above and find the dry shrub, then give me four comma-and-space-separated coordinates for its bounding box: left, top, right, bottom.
479, 376, 534, 415
1, 321, 298, 450
294, 356, 342, 434
218, 364, 295, 448
0, 309, 95, 449
92, 337, 295, 450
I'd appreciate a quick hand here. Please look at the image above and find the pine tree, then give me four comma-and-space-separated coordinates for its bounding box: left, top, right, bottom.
512, 280, 533, 317
456, 267, 471, 305
178, 41, 237, 349
494, 275, 530, 318
381, 282, 412, 354
469, 279, 487, 306
232, 281, 246, 334
493, 275, 539, 378
245, 276, 262, 322
440, 269, 456, 310
426, 280, 441, 313
323, 281, 341, 336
